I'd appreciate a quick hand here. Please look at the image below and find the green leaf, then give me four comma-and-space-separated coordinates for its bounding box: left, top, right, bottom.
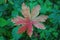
8, 0, 24, 8
53, 32, 58, 37
0, 4, 8, 11
0, 27, 12, 38
0, 28, 6, 35
29, 2, 38, 10
49, 13, 60, 24
40, 31, 45, 38
8, 0, 14, 5
40, 0, 52, 14
0, 36, 5, 40
0, 18, 8, 27
29, 0, 36, 2
0, 12, 2, 17
0, 0, 6, 4
12, 26, 22, 40
11, 10, 19, 17
12, 0, 24, 4
7, 19, 14, 27
37, 0, 43, 5
13, 4, 21, 11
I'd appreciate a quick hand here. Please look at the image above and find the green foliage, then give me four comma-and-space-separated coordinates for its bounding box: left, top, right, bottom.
12, 26, 22, 40
0, 0, 6, 4
0, 4, 8, 11
0, 0, 60, 40
0, 18, 8, 27
0, 12, 2, 17
40, 0, 52, 14
0, 36, 5, 40
49, 13, 60, 24
11, 10, 19, 17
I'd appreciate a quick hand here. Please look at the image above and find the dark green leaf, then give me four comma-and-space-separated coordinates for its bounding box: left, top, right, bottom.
0, 18, 8, 27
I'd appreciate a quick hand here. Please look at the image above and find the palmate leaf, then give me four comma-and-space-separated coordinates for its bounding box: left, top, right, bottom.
0, 18, 8, 27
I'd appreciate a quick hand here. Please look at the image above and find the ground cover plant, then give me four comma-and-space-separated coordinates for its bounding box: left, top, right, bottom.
0, 0, 60, 40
